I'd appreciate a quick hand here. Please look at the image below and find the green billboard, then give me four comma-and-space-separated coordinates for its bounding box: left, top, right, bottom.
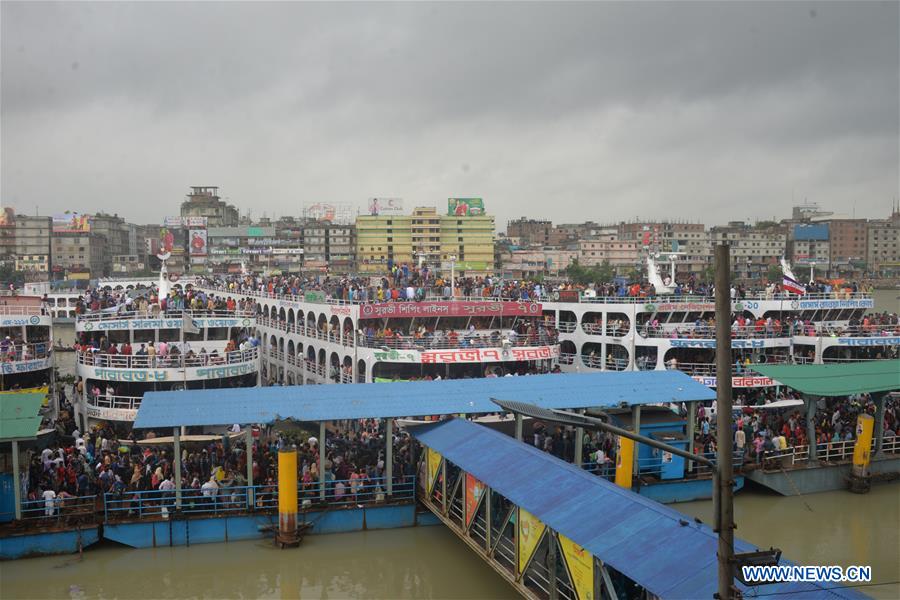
448, 198, 485, 216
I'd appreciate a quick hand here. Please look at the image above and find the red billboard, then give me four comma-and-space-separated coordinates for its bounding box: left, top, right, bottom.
359, 301, 542, 319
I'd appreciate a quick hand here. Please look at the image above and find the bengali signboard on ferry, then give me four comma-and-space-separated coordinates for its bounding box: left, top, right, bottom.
79, 317, 252, 331
1, 357, 52, 374
86, 405, 139, 422
691, 375, 778, 388
90, 361, 257, 382
1, 315, 48, 327
671, 339, 768, 349
793, 299, 874, 310
359, 301, 541, 319
371, 345, 559, 364
836, 337, 900, 346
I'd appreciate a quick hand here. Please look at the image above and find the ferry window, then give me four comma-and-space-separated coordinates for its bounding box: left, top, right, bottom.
207, 327, 230, 341
185, 329, 204, 342
107, 330, 129, 345
159, 328, 180, 343
25, 325, 50, 341
133, 329, 155, 344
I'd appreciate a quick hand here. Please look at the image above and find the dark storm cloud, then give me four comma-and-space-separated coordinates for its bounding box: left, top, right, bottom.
2, 1, 897, 226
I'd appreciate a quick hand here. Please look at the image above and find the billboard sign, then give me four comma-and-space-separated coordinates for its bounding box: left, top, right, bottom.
53, 212, 91, 233
304, 203, 354, 225
0, 207, 14, 227
189, 229, 208, 256
368, 197, 404, 215
447, 198, 485, 216
165, 216, 207, 228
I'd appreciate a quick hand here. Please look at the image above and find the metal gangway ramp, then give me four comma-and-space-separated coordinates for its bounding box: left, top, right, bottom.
411, 418, 867, 600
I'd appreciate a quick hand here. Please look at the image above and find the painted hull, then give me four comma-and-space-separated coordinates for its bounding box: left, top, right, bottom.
637, 476, 745, 504
0, 526, 99, 560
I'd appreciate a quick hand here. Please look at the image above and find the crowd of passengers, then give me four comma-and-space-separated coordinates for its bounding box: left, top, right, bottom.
1, 333, 51, 362
72, 286, 257, 316
20, 390, 415, 519
73, 329, 259, 368
358, 320, 557, 349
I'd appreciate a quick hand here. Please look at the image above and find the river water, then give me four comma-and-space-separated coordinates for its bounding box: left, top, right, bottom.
1, 487, 896, 599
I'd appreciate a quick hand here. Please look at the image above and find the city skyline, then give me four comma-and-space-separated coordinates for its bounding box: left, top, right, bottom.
2, 2, 898, 227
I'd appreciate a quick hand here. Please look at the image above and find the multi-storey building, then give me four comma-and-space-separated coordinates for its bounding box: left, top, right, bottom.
0, 208, 15, 270
51, 232, 106, 278
789, 223, 831, 276
499, 247, 579, 278
708, 222, 787, 280
440, 207, 494, 275
826, 219, 868, 273
577, 239, 639, 270
506, 217, 553, 246
356, 214, 413, 274
619, 221, 710, 273
12, 215, 52, 281
180, 186, 239, 227
867, 209, 900, 276
303, 222, 355, 273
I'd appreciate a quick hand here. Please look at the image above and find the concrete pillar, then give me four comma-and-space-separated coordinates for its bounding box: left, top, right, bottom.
319, 420, 327, 500
277, 447, 298, 544
873, 393, 886, 455
385, 417, 394, 496
686, 401, 697, 473
806, 396, 818, 463
11, 440, 21, 521
515, 414, 523, 442
484, 486, 492, 552
245, 426, 254, 508
631, 404, 642, 476
574, 425, 584, 466
173, 427, 182, 509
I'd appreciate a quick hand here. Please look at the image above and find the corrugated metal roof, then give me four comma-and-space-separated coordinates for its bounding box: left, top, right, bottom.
412, 418, 866, 600
0, 392, 44, 441
753, 361, 900, 397
134, 371, 714, 429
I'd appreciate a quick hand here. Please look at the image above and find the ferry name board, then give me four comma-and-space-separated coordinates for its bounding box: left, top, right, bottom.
82, 317, 252, 331
1, 357, 52, 374
671, 339, 766, 349
360, 301, 542, 319
92, 362, 258, 382
794, 299, 874, 310
371, 345, 558, 364
1, 315, 47, 327
837, 337, 900, 346
86, 406, 138, 421
692, 375, 778, 388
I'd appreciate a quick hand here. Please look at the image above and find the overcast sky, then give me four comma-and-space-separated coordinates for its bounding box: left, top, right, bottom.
2, 1, 898, 229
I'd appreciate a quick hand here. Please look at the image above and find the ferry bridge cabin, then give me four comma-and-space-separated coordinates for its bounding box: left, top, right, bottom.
0, 295, 53, 391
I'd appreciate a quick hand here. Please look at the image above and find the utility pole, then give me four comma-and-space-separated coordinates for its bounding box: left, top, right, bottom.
715, 244, 735, 599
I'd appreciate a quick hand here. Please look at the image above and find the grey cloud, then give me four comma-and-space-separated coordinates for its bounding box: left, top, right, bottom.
2, 1, 897, 227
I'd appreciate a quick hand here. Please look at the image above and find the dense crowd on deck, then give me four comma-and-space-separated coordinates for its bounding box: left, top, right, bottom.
72, 286, 257, 316
22, 388, 415, 518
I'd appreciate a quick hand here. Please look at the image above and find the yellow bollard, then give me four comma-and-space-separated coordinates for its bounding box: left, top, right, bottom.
614, 436, 635, 490
851, 414, 874, 478
277, 447, 299, 546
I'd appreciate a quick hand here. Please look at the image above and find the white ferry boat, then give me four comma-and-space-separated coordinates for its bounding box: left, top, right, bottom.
0, 294, 53, 392
73, 305, 259, 426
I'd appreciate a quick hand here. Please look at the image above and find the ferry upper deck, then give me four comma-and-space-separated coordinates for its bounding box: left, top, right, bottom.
0, 294, 53, 389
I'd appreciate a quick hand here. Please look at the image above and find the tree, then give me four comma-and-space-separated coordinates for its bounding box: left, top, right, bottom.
766, 264, 782, 283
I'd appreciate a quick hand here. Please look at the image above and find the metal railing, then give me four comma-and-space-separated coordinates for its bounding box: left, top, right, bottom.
558, 321, 577, 333
760, 436, 900, 468
357, 331, 557, 351
665, 358, 792, 376
558, 352, 575, 365
20, 494, 97, 521
581, 461, 615, 481
0, 342, 52, 361
77, 347, 259, 369
640, 325, 794, 339
77, 308, 255, 323
816, 324, 900, 338
0, 305, 47, 315
86, 394, 142, 410
103, 477, 416, 521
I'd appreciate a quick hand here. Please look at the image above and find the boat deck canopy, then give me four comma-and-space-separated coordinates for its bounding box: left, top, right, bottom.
752, 360, 900, 397
133, 371, 714, 429
412, 417, 867, 600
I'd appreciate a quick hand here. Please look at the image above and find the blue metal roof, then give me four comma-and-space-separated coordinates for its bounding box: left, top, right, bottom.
412, 418, 867, 600
133, 371, 714, 429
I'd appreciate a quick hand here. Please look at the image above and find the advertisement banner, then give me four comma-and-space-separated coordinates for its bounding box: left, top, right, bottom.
189, 229, 208, 256
368, 197, 404, 215
0, 207, 14, 227
52, 212, 91, 233
447, 198, 485, 216
559, 533, 594, 600
360, 301, 541, 319
465, 473, 485, 529
518, 508, 546, 574
426, 447, 442, 495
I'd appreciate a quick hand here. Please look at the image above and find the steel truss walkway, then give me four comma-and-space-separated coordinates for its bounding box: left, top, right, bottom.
412, 418, 867, 600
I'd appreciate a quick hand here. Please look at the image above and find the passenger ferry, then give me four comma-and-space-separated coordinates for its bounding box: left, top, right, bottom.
73, 299, 259, 428
0, 293, 53, 393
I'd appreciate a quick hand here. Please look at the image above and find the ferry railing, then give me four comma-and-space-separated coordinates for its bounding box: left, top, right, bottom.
666, 359, 792, 376
103, 477, 416, 521
197, 282, 872, 306
77, 347, 259, 369
821, 357, 893, 363
0, 305, 48, 315
581, 461, 615, 481
761, 436, 900, 468
815, 324, 900, 337
87, 394, 142, 410
0, 342, 52, 361
357, 331, 558, 351
76, 308, 256, 323
640, 325, 795, 339
692, 451, 745, 477
557, 321, 577, 333
20, 494, 97, 522
558, 352, 575, 365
